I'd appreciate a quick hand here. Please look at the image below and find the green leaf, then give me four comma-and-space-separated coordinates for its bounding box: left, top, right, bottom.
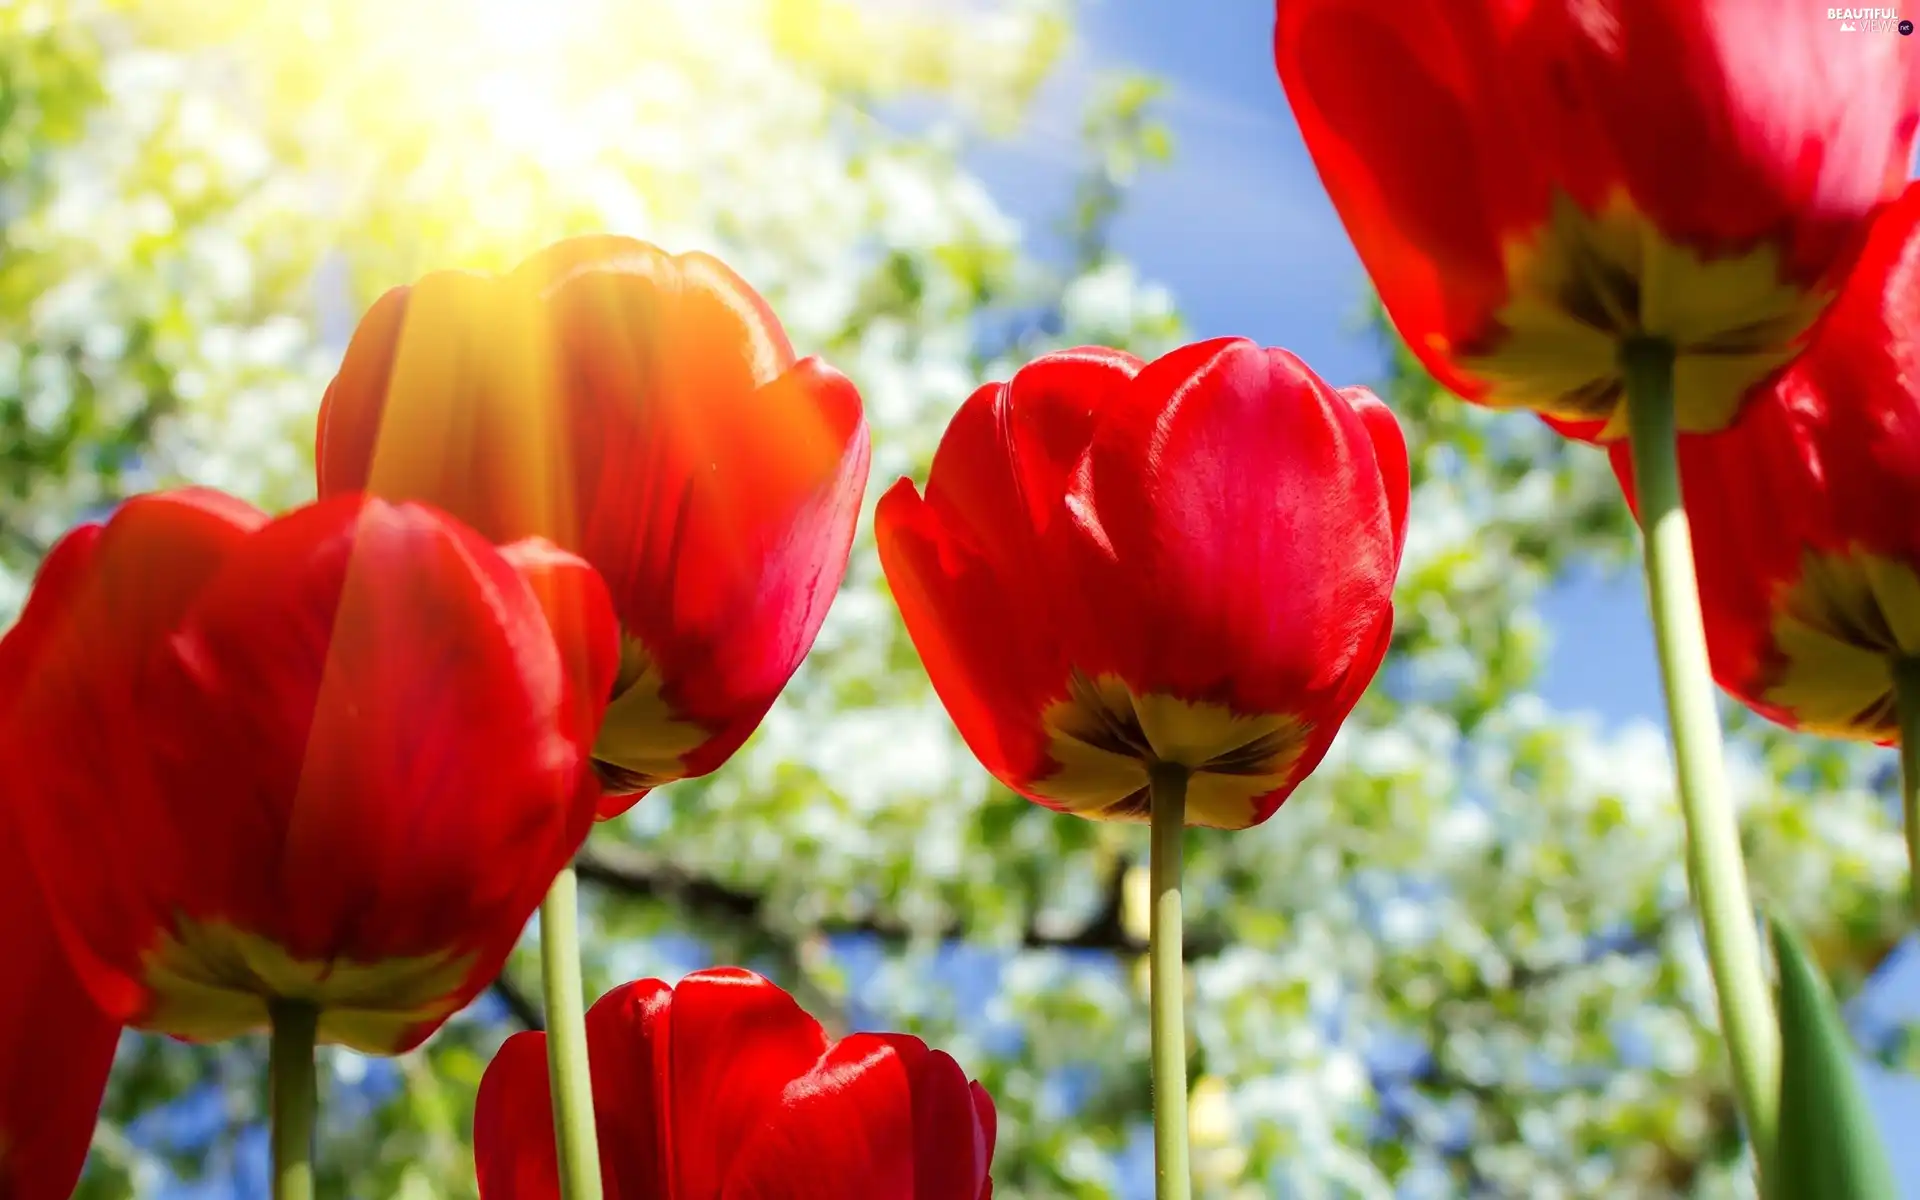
1768, 918, 1898, 1200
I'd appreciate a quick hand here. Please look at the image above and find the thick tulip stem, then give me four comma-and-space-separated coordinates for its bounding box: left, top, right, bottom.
1622, 338, 1779, 1168
268, 1000, 319, 1200
1895, 658, 1920, 925
541, 866, 605, 1200
1148, 763, 1192, 1200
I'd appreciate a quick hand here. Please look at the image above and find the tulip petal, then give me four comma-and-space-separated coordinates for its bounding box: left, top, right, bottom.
1235, 600, 1396, 824
473, 970, 994, 1198
877, 481, 1063, 805
318, 272, 579, 547
6, 490, 267, 1024
1339, 386, 1409, 562
995, 345, 1142, 539
0, 802, 118, 1200
497, 535, 633, 817
970, 1080, 998, 1177
22, 495, 599, 1044
1606, 187, 1920, 742
474, 1030, 567, 1200
582, 354, 869, 790
1275, 0, 1520, 401
904, 1045, 996, 1200
1783, 183, 1920, 567
1276, 0, 1920, 439
496, 536, 624, 759
314, 284, 410, 499
1068, 338, 1400, 720
525, 236, 796, 410
725, 1035, 994, 1200
525, 238, 800, 573
876, 354, 1138, 806
663, 968, 830, 1197
321, 238, 866, 802
55, 488, 270, 668
579, 980, 674, 1200
875, 408, 1066, 799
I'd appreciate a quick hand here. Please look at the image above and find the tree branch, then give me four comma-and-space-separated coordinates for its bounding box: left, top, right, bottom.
571, 840, 1224, 958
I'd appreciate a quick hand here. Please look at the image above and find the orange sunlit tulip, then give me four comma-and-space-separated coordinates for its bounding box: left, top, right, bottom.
317, 237, 870, 816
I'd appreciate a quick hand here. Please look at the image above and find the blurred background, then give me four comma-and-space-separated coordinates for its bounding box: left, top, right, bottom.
5, 0, 1917, 1194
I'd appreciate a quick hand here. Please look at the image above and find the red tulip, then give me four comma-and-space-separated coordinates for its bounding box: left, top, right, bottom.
1274, 0, 1920, 442
1611, 180, 1920, 741
316, 236, 871, 816
473, 967, 996, 1199
874, 339, 1408, 829
3, 489, 617, 1053
0, 805, 117, 1199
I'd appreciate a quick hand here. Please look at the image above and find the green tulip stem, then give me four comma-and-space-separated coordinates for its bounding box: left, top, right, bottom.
1622, 337, 1780, 1170
541, 866, 605, 1200
1895, 657, 1920, 926
268, 1000, 319, 1200
1148, 763, 1192, 1200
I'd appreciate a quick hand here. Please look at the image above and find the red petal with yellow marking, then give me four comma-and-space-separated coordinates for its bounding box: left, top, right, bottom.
577, 353, 868, 798
7, 492, 615, 1053
1057, 339, 1403, 826
1275, 0, 1920, 440
879, 339, 1406, 829
1610, 183, 1920, 741
875, 351, 1139, 811
317, 237, 869, 811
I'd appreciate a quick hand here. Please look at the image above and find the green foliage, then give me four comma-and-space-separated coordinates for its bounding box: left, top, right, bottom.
1768, 920, 1898, 1200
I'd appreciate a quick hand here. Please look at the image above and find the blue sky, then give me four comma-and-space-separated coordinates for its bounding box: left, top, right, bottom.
968, 0, 1920, 1191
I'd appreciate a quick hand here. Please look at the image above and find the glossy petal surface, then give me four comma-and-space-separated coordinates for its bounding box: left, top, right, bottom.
0, 588, 119, 1200
1275, 0, 1920, 439
317, 237, 870, 810
878, 339, 1406, 828
1609, 183, 1920, 741
473, 969, 995, 1199
6, 492, 615, 1052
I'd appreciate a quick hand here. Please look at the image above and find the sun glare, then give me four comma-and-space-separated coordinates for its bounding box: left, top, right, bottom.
467, 0, 592, 50
128, 0, 1039, 278
138, 0, 773, 267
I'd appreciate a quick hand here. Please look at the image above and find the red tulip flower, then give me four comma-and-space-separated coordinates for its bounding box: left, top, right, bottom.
316, 236, 871, 815
1611, 181, 1920, 742
874, 339, 1408, 829
474, 967, 996, 1199
0, 811, 118, 1200
1274, 0, 1920, 442
3, 489, 617, 1053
